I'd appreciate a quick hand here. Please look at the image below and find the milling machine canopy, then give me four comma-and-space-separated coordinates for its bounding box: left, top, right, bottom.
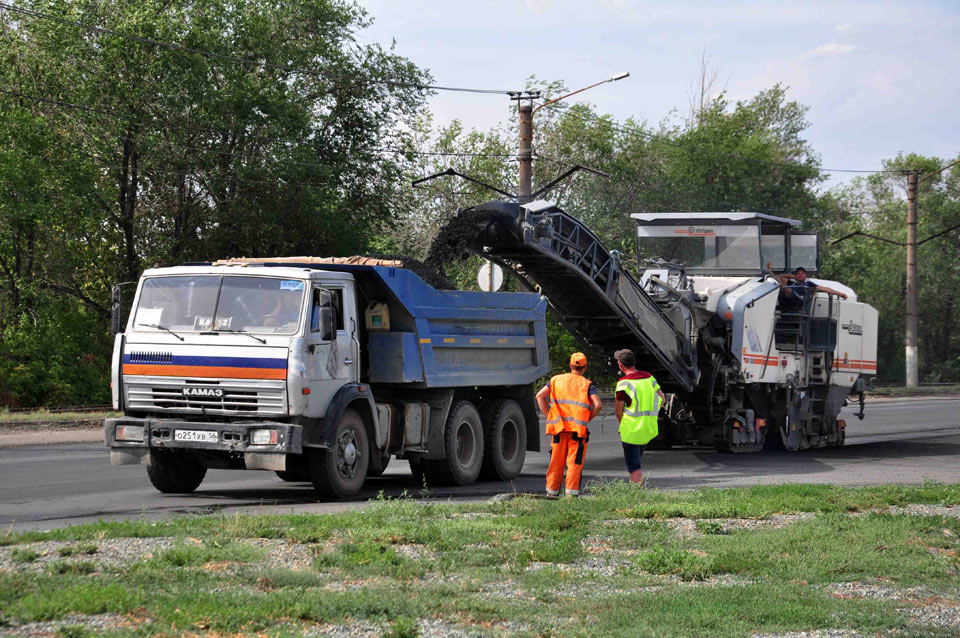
630, 212, 818, 276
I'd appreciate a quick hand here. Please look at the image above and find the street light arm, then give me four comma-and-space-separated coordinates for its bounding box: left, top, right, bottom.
531, 72, 630, 116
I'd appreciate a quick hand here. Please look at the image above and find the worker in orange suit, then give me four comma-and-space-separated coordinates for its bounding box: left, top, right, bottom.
535, 352, 603, 498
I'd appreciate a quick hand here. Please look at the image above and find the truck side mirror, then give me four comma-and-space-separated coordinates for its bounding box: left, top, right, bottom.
111, 303, 122, 336
311, 289, 335, 341
319, 307, 335, 342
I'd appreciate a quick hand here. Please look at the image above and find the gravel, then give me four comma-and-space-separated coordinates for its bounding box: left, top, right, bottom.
825, 582, 960, 631
0, 614, 128, 637
0, 537, 320, 574
2, 505, 958, 636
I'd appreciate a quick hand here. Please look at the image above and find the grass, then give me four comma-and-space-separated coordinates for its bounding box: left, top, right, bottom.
0, 483, 957, 637
0, 409, 118, 425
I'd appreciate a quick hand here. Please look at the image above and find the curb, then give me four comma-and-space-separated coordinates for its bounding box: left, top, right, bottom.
0, 429, 103, 449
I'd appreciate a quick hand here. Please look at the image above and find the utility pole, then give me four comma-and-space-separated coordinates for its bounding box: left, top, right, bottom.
905, 170, 919, 387
518, 102, 533, 203
515, 72, 629, 204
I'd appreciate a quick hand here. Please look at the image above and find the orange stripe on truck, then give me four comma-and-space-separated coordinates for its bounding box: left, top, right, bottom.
122, 364, 287, 380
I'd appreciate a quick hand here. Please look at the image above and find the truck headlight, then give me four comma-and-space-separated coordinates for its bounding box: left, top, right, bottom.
115, 425, 145, 442
250, 429, 279, 445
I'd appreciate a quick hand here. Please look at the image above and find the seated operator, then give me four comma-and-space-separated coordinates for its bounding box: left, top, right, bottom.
772, 266, 847, 310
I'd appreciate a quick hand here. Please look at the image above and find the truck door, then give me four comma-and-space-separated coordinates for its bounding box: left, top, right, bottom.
305, 285, 356, 413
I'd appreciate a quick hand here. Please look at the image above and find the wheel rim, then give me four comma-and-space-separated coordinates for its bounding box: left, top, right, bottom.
336, 428, 361, 478
500, 418, 519, 462
455, 420, 477, 466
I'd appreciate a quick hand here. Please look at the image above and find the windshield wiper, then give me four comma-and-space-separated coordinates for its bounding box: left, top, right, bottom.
212, 328, 266, 344
136, 323, 185, 341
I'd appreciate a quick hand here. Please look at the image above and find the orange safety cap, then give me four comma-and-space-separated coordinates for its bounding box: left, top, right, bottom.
569, 352, 587, 367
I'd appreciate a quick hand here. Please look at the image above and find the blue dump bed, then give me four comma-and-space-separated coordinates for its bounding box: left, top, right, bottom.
322, 264, 550, 388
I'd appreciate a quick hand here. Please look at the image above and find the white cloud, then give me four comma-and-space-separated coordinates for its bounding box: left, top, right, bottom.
802, 43, 857, 59
524, 0, 553, 14
834, 23, 853, 31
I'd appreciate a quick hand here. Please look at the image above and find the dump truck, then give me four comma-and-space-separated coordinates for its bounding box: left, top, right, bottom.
459, 200, 878, 452
105, 257, 549, 497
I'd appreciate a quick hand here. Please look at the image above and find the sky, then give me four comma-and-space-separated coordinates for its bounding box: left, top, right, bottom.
355, 0, 959, 190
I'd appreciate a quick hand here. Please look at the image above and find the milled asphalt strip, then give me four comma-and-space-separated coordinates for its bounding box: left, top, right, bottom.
847, 428, 960, 444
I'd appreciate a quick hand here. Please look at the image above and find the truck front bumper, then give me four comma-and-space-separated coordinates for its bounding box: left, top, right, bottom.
104, 417, 303, 471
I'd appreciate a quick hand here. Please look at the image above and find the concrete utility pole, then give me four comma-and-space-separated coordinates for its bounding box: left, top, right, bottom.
518, 102, 533, 203
516, 72, 629, 204
905, 170, 919, 387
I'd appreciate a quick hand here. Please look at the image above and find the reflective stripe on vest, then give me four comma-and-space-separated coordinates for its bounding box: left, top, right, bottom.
616, 376, 660, 445
546, 373, 593, 436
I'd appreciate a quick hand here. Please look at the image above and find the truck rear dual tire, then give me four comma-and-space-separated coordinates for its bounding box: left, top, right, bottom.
308, 409, 370, 498
479, 399, 526, 481
146, 449, 207, 494
421, 401, 485, 487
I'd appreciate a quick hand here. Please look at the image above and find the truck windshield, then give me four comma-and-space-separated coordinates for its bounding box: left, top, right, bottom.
133, 275, 306, 335
636, 224, 761, 271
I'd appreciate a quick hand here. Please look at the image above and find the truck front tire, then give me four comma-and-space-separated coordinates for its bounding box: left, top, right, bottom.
308, 409, 369, 498
424, 401, 484, 486
480, 399, 526, 481
146, 449, 207, 494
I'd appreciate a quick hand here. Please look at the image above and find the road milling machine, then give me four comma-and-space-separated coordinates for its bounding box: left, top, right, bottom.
461, 200, 878, 452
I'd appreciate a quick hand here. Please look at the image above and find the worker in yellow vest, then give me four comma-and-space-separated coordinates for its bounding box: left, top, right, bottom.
535, 352, 602, 497
613, 349, 665, 484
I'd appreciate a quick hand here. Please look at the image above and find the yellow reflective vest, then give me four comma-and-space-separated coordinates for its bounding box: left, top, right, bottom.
616, 375, 660, 445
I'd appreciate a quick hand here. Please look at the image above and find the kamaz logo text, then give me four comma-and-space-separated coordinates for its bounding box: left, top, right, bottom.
841, 321, 863, 335
182, 387, 224, 398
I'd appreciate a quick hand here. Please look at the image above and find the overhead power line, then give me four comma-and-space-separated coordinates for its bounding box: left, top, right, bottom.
0, 2, 519, 95
0, 88, 517, 161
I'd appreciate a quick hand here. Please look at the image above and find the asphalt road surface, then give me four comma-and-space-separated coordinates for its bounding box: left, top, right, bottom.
2, 398, 958, 531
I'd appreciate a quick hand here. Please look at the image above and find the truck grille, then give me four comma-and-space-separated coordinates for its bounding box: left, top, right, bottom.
123, 378, 286, 415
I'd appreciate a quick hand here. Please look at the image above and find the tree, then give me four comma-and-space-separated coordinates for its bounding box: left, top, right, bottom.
0, 0, 430, 406
823, 153, 960, 382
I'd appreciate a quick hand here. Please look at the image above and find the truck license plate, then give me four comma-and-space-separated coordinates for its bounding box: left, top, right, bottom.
174, 430, 218, 443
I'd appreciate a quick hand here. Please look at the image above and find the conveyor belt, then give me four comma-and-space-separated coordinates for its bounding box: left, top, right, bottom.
468, 200, 699, 392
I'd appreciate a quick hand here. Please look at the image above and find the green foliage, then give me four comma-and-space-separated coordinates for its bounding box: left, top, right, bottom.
822, 152, 960, 382
0, 0, 429, 407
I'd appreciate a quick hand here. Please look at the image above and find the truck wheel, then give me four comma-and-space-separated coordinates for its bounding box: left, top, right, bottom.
427, 401, 484, 486
146, 449, 206, 494
308, 409, 369, 498
479, 399, 526, 481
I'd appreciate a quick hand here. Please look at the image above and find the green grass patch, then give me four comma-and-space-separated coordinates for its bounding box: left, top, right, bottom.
585, 583, 907, 638
632, 546, 716, 581
10, 547, 40, 563
0, 483, 957, 636
0, 409, 118, 424
146, 538, 266, 567
56, 544, 98, 557
586, 480, 960, 519
46, 560, 97, 575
